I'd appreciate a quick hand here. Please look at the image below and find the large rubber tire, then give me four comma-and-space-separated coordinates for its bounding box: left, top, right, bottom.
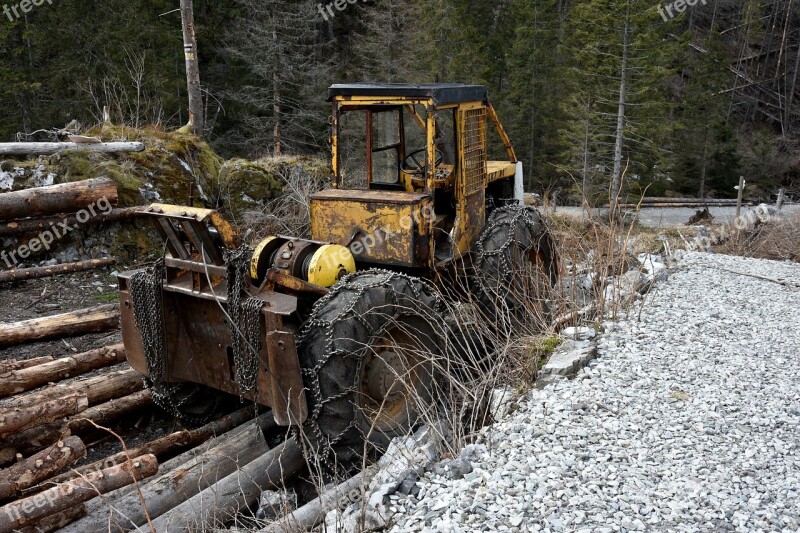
297, 270, 444, 472
472, 205, 559, 333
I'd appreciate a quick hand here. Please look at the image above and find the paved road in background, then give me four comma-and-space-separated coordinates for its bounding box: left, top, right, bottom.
554, 204, 799, 228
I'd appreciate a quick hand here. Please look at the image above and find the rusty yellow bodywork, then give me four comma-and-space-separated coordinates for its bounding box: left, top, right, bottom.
310, 189, 433, 268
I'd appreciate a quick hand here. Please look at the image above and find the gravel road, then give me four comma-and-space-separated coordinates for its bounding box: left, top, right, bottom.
389, 252, 800, 532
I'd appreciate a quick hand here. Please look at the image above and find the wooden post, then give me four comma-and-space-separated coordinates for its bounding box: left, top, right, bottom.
735, 176, 745, 219
180, 0, 204, 137
777, 188, 785, 211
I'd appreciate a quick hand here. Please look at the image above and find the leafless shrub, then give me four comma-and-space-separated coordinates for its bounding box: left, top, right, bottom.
243, 164, 328, 241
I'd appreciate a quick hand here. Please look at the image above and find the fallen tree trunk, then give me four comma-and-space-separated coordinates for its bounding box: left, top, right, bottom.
0, 258, 116, 284
0, 177, 118, 221
0, 395, 88, 438
0, 142, 144, 156
0, 344, 125, 398
0, 454, 157, 531
39, 406, 259, 493
145, 438, 305, 533
0, 356, 53, 373
16, 504, 87, 533
0, 207, 144, 238
76, 413, 266, 529
0, 436, 86, 500
0, 304, 119, 348
259, 467, 378, 533
75, 420, 270, 531
0, 423, 69, 460
67, 389, 153, 434
1, 368, 143, 410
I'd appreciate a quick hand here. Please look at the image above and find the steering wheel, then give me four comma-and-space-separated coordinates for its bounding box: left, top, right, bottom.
400, 148, 444, 176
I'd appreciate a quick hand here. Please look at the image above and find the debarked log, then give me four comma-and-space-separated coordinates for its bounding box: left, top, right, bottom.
0, 258, 117, 284
0, 304, 119, 348
0, 177, 118, 221
0, 454, 157, 531
0, 344, 125, 398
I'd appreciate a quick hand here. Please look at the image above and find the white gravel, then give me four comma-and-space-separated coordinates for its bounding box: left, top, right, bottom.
389, 252, 800, 532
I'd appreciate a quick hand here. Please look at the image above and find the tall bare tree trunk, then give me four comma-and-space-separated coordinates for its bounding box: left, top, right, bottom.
181, 0, 204, 136
610, 11, 629, 214
272, 26, 282, 156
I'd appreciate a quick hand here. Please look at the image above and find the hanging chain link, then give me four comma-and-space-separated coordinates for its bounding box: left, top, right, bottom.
129, 258, 214, 424
224, 246, 262, 396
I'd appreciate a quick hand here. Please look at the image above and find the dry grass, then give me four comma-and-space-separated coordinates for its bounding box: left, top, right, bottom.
717, 212, 800, 262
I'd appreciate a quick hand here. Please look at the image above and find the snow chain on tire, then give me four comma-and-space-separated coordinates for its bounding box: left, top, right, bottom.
296, 269, 445, 473
472, 205, 558, 332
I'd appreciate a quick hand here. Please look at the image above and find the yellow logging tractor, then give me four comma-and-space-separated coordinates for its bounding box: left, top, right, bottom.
119, 83, 558, 468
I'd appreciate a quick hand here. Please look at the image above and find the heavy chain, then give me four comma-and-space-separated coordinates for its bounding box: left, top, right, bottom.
224, 246, 262, 396
129, 259, 166, 382
129, 259, 210, 423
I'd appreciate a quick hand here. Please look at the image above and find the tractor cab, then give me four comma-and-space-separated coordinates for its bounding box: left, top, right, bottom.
310, 83, 523, 270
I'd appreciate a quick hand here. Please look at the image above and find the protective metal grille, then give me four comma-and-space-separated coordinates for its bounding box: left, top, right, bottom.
463, 108, 487, 195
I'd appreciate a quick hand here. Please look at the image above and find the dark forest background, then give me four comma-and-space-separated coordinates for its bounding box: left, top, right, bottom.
2, 0, 799, 202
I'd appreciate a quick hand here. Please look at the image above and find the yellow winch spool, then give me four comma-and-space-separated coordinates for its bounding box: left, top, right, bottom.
306, 244, 356, 288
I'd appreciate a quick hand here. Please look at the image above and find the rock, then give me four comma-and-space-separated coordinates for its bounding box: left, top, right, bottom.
619, 270, 651, 295
255, 489, 297, 520
433, 458, 473, 480
489, 387, 518, 420
562, 326, 596, 341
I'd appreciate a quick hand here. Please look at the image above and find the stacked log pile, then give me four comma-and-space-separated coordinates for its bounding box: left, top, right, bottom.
0, 177, 312, 531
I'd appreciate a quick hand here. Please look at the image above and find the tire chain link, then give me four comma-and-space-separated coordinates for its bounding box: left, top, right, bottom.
295, 269, 442, 466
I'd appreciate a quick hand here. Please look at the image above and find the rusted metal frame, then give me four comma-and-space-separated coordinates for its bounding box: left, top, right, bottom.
155, 218, 190, 260
332, 101, 340, 188
426, 106, 437, 192
164, 257, 226, 277
264, 331, 307, 426
405, 104, 426, 131
366, 109, 373, 188
487, 102, 518, 163
179, 219, 224, 266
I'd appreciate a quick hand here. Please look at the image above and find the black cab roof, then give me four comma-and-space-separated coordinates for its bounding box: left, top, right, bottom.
328, 83, 489, 105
